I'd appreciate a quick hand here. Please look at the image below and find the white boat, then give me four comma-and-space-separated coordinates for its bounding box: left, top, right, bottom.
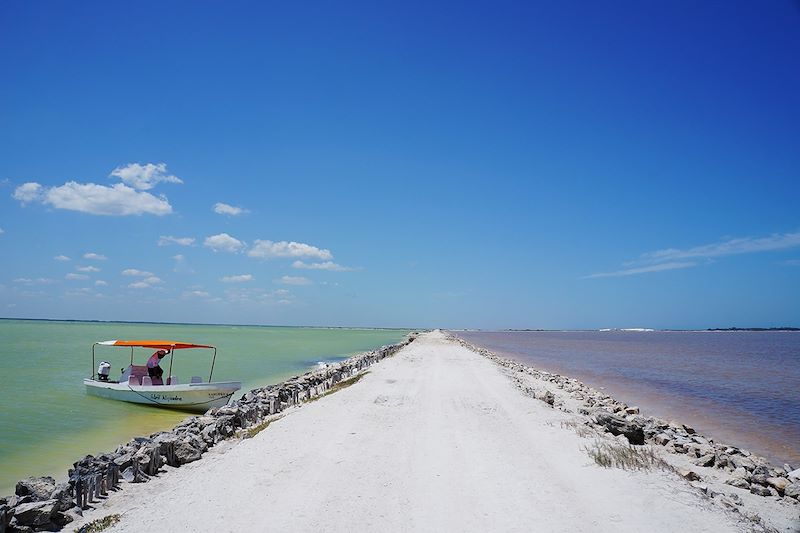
84, 339, 242, 412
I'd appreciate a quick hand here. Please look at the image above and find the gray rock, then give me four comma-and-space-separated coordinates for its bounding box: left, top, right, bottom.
730, 455, 756, 471
49, 482, 73, 512
788, 468, 800, 482
174, 440, 202, 464
114, 452, 135, 470
594, 411, 645, 445
653, 433, 672, 446
6, 495, 33, 508
12, 500, 56, 527
14, 477, 55, 501
679, 469, 701, 482
689, 481, 708, 493
749, 485, 773, 497
731, 467, 750, 481
725, 478, 750, 489
541, 391, 555, 406
784, 482, 800, 499
693, 454, 715, 467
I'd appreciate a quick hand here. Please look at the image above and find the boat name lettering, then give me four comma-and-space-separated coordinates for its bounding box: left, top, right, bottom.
149, 393, 183, 401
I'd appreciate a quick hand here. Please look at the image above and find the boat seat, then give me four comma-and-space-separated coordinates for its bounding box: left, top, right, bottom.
128, 375, 140, 386
167, 376, 178, 385
141, 376, 153, 386
191, 376, 203, 383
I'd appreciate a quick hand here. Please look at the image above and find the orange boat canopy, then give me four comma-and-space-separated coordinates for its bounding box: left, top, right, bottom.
95, 340, 214, 350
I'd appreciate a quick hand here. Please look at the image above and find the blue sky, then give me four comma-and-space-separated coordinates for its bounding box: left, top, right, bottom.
1, 1, 798, 329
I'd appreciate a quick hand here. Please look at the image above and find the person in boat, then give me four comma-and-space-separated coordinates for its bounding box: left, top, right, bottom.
146, 349, 170, 379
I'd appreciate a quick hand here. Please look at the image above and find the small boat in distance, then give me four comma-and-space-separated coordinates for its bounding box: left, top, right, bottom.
84, 340, 242, 412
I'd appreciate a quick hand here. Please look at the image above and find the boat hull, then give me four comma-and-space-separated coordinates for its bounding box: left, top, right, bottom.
84, 378, 241, 412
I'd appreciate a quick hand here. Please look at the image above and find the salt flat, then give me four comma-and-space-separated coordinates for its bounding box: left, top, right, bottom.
83, 330, 751, 532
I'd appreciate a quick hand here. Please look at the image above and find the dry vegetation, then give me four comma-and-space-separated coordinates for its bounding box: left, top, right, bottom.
584, 441, 674, 472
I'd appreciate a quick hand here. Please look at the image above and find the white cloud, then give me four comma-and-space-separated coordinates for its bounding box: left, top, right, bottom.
76, 265, 100, 273
110, 163, 182, 191
585, 230, 800, 279
66, 273, 89, 280
291, 260, 355, 272
782, 259, 800, 266
248, 240, 332, 260
204, 233, 245, 253
185, 290, 210, 298
13, 278, 55, 285
641, 232, 800, 263
220, 274, 254, 283
277, 299, 292, 305
173, 254, 184, 261
583, 262, 697, 279
213, 202, 248, 216
15, 181, 173, 216
122, 269, 154, 277
54, 255, 70, 261
0, 227, 4, 234
12, 182, 43, 203
83, 253, 108, 261
158, 235, 195, 246
128, 276, 162, 289
95, 280, 108, 286
277, 275, 312, 286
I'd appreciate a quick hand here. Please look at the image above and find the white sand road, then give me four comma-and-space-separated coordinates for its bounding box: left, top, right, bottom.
75, 331, 786, 532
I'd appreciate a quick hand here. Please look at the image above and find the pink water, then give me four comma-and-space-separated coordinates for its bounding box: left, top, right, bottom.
454, 330, 800, 467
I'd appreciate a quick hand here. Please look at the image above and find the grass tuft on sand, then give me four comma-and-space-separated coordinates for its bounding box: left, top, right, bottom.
584, 441, 674, 472
306, 371, 370, 403
75, 513, 121, 533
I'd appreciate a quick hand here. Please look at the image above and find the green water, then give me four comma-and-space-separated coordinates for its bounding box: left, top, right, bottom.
0, 319, 409, 495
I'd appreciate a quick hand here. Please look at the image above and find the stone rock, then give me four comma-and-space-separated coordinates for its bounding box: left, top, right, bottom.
693, 454, 715, 468
766, 477, 789, 494
731, 467, 750, 481
788, 468, 800, 482
624, 406, 640, 415
730, 455, 756, 471
594, 411, 645, 445
12, 500, 57, 527
7, 495, 33, 508
653, 433, 672, 446
49, 482, 73, 512
114, 452, 135, 470
541, 391, 555, 407
174, 440, 202, 464
679, 469, 701, 482
689, 481, 708, 493
14, 477, 55, 501
749, 485, 773, 497
784, 482, 800, 499
725, 478, 750, 490
0, 504, 11, 531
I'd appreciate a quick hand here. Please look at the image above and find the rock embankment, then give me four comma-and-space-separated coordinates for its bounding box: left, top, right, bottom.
0, 333, 418, 533
448, 334, 800, 531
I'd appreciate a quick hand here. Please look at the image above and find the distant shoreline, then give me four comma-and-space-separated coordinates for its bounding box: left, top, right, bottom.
0, 316, 414, 331
453, 327, 800, 332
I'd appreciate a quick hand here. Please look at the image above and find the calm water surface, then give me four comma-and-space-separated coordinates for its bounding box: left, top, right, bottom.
0, 319, 409, 495
455, 330, 800, 467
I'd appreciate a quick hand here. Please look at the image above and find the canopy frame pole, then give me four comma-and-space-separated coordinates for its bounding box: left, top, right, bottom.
209, 347, 217, 383
130, 347, 134, 366
167, 344, 175, 384
91, 343, 96, 379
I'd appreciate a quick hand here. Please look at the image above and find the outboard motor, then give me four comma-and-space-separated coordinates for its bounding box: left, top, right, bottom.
97, 361, 111, 381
